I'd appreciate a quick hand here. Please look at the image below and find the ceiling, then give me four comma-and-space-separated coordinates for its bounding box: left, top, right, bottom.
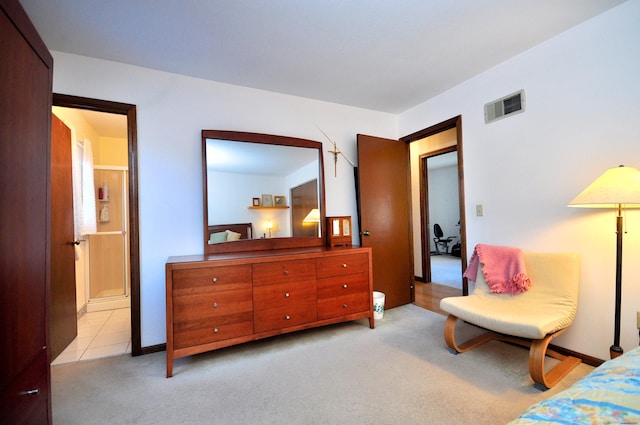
22, 0, 625, 114
56, 107, 128, 139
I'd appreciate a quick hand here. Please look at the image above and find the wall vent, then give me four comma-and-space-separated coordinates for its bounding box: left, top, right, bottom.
484, 90, 525, 124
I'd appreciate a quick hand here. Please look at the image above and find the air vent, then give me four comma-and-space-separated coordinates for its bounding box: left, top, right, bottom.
484, 90, 525, 124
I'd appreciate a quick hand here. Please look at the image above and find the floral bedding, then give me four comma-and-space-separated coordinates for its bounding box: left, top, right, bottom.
509, 346, 640, 424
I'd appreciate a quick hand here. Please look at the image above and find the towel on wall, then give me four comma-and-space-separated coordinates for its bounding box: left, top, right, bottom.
463, 244, 531, 295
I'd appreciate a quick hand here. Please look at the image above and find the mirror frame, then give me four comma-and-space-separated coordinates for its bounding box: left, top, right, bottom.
202, 130, 326, 254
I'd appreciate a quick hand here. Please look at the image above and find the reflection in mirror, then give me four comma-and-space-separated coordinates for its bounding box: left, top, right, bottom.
202, 131, 325, 254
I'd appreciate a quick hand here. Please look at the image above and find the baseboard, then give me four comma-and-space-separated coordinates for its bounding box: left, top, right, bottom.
76, 304, 87, 319
461, 319, 606, 367
549, 343, 604, 367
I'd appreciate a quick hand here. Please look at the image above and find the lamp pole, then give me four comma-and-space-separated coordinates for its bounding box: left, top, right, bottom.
610, 205, 624, 359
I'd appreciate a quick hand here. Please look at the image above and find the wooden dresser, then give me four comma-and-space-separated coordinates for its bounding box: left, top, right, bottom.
166, 246, 373, 377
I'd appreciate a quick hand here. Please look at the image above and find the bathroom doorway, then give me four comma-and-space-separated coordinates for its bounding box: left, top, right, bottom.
51, 94, 141, 360
51, 107, 132, 364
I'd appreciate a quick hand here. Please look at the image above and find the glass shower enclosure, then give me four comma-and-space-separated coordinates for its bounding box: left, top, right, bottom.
86, 167, 130, 311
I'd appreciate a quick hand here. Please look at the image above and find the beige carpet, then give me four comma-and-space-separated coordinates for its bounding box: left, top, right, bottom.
51, 304, 593, 424
430, 254, 462, 288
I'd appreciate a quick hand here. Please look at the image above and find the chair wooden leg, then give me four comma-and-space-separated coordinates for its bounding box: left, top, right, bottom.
444, 315, 494, 353
444, 316, 581, 389
528, 328, 581, 390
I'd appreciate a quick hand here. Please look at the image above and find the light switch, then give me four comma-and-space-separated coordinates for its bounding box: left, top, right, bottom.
475, 204, 484, 217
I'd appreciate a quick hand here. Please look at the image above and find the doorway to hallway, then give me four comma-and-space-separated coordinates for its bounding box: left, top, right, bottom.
403, 115, 469, 300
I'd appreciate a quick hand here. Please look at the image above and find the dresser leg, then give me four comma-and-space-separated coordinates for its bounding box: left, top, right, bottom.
369, 316, 375, 329
167, 355, 173, 378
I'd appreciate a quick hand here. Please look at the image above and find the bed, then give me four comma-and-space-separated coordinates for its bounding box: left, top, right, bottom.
508, 346, 640, 424
207, 223, 253, 244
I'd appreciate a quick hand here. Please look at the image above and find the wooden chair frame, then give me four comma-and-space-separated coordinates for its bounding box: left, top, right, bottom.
444, 314, 582, 390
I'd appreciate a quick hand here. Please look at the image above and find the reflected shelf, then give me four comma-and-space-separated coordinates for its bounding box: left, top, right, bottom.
248, 206, 290, 210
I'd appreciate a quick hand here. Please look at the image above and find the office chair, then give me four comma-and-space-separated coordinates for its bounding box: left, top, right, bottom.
433, 223, 455, 255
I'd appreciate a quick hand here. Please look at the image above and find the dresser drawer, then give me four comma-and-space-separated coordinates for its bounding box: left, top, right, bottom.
0, 350, 49, 425
173, 313, 254, 349
316, 253, 368, 278
318, 293, 370, 320
317, 272, 369, 299
254, 302, 317, 333
173, 288, 253, 322
252, 259, 316, 287
172, 265, 252, 294
253, 281, 316, 310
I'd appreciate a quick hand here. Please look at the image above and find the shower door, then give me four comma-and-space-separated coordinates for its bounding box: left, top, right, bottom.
87, 167, 129, 311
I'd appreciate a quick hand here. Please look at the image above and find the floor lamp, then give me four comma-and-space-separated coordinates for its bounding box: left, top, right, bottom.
568, 165, 640, 359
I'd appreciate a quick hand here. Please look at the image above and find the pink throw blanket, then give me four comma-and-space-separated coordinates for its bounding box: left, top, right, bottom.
463, 244, 531, 295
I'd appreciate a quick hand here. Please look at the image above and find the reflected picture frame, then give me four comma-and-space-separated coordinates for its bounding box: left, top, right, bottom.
274, 195, 286, 207
252, 197, 260, 207
261, 194, 273, 207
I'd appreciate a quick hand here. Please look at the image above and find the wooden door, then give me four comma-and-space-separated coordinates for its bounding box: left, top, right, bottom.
291, 179, 318, 237
50, 113, 77, 360
357, 134, 412, 308
0, 0, 53, 423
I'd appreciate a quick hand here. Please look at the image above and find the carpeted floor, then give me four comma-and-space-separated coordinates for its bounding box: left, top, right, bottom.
51, 304, 593, 425
431, 254, 462, 288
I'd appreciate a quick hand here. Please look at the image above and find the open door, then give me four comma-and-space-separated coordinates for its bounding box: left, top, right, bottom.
1, 1, 53, 421
357, 134, 412, 309
50, 113, 77, 360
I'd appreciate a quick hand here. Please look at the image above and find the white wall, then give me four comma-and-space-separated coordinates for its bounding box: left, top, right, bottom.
400, 0, 640, 360
208, 171, 290, 237
51, 52, 397, 347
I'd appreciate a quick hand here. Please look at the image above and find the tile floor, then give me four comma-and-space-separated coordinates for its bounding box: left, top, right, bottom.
51, 307, 131, 366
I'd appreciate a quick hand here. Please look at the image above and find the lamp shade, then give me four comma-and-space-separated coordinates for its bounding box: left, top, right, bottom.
303, 208, 320, 223
568, 165, 640, 208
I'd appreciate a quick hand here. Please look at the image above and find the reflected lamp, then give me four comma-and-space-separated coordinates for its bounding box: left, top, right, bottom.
303, 208, 320, 224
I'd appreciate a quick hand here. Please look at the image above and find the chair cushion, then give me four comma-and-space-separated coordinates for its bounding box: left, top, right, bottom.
440, 252, 579, 339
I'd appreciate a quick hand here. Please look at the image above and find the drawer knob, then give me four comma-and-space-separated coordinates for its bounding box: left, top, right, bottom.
342, 284, 348, 289
284, 270, 289, 275
342, 263, 347, 268
213, 328, 219, 333
212, 277, 218, 283
213, 302, 218, 308
285, 292, 290, 298
343, 304, 348, 309
285, 315, 291, 320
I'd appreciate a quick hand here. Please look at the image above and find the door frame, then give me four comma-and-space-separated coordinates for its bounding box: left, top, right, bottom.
401, 115, 469, 295
52, 93, 143, 355
420, 146, 457, 283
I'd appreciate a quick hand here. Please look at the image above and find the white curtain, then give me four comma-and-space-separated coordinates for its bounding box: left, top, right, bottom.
72, 136, 97, 238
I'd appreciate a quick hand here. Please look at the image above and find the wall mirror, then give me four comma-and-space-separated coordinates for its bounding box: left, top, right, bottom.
202, 130, 326, 254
